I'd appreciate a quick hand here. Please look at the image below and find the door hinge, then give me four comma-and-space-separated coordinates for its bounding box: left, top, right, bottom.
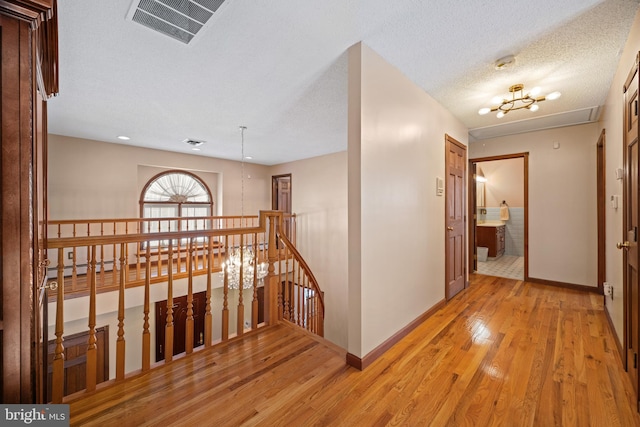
634, 352, 637, 369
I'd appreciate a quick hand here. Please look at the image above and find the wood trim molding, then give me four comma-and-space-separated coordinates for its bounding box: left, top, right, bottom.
526, 276, 603, 295
346, 299, 446, 371
469, 152, 529, 279
604, 304, 625, 368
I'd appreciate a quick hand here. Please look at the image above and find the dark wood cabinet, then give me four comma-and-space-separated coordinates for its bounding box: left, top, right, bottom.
477, 225, 505, 258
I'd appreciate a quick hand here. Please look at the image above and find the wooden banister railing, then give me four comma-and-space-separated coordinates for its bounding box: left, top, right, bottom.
46, 214, 296, 298
46, 211, 321, 403
274, 230, 324, 337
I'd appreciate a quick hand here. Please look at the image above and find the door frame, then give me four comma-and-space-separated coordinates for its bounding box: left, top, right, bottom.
597, 129, 606, 295
445, 134, 467, 300
623, 54, 640, 387
468, 153, 529, 280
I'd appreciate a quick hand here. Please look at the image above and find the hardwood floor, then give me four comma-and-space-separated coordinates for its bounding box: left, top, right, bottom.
69, 274, 640, 426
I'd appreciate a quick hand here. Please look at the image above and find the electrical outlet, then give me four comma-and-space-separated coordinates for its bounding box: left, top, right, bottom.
604, 282, 613, 299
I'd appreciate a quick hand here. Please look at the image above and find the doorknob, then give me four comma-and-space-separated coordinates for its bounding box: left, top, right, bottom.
447, 226, 454, 231
617, 241, 630, 249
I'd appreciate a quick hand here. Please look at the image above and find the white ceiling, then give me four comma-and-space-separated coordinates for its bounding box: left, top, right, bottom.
48, 0, 640, 165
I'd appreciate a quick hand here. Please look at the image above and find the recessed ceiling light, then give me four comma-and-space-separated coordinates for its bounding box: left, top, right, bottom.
117, 135, 130, 140
244, 156, 253, 160
192, 147, 201, 151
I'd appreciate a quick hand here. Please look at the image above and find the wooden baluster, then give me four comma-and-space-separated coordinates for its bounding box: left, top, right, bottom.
284, 244, 290, 321
265, 214, 279, 324
165, 244, 175, 362
176, 220, 182, 273
116, 243, 126, 380
237, 235, 245, 337
142, 244, 151, 371
123, 244, 129, 288
99, 244, 105, 287
112, 241, 117, 285
297, 260, 302, 328
205, 236, 213, 347
251, 235, 259, 329
222, 238, 229, 341
136, 242, 141, 281
186, 239, 195, 353
86, 245, 98, 392
52, 249, 66, 403
71, 247, 77, 292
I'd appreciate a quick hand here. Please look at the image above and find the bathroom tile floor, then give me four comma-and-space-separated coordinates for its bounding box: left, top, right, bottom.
477, 255, 524, 280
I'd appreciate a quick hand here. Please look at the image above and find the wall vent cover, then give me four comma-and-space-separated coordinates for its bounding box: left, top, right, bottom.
127, 0, 227, 44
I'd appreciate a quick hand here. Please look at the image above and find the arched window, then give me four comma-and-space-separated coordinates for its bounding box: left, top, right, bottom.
140, 171, 213, 244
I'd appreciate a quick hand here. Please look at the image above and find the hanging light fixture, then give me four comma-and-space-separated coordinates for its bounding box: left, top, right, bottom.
478, 84, 561, 118
221, 126, 268, 290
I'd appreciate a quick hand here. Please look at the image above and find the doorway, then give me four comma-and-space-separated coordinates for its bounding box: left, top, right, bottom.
272, 174, 292, 239
622, 57, 639, 403
469, 153, 529, 280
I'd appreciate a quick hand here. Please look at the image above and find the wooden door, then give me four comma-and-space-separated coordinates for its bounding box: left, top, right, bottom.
445, 135, 466, 300
272, 174, 292, 239
156, 291, 206, 361
623, 56, 640, 404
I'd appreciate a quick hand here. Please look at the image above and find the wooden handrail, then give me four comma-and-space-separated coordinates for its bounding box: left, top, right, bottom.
46, 210, 323, 402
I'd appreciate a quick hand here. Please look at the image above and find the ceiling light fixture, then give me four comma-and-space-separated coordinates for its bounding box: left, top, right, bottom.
478, 84, 561, 118
117, 135, 130, 140
220, 126, 268, 290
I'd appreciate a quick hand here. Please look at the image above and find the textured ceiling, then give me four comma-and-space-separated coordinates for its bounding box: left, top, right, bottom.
47, 0, 640, 165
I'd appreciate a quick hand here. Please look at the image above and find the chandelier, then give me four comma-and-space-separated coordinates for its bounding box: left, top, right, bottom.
222, 246, 268, 290
478, 84, 561, 118
220, 126, 268, 290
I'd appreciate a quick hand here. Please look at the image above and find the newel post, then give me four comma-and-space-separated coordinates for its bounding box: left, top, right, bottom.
264, 213, 280, 325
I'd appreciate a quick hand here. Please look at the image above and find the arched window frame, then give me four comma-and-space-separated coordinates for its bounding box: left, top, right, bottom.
139, 170, 214, 247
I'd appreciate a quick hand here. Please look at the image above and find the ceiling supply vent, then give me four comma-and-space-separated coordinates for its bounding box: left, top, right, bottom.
127, 0, 227, 44
183, 138, 206, 147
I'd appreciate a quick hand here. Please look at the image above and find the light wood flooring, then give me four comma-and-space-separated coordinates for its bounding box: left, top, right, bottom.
69, 274, 640, 426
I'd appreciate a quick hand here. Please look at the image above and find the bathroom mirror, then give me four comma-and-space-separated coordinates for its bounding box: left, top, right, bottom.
476, 182, 485, 207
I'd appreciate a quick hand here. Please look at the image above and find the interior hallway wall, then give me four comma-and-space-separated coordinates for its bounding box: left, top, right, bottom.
348, 42, 468, 359
599, 5, 640, 345
470, 123, 600, 287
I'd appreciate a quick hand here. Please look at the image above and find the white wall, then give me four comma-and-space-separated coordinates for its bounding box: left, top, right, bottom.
469, 123, 600, 287
348, 43, 468, 358
269, 152, 348, 348
599, 7, 640, 345
48, 135, 271, 219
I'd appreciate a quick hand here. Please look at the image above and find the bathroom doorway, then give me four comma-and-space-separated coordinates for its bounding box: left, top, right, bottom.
469, 153, 528, 280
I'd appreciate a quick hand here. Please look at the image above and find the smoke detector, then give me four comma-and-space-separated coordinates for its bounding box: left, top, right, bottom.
494, 55, 516, 70
127, 0, 228, 44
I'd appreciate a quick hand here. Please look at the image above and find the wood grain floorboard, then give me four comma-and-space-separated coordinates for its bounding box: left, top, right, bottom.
69, 274, 640, 426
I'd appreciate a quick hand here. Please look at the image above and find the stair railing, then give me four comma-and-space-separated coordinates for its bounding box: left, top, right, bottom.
46, 211, 319, 403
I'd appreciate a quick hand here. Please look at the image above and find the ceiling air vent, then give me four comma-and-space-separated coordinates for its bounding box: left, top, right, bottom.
127, 0, 227, 44
183, 138, 205, 147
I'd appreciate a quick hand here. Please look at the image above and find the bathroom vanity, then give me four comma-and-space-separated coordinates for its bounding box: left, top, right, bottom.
477, 223, 505, 258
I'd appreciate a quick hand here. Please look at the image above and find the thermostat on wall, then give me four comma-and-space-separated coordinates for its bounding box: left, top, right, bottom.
436, 177, 444, 196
